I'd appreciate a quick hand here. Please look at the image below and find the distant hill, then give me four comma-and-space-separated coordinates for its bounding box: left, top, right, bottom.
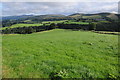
28, 14, 66, 20
69, 13, 84, 19
69, 12, 119, 20
2, 13, 120, 21
2, 15, 34, 20
106, 13, 119, 20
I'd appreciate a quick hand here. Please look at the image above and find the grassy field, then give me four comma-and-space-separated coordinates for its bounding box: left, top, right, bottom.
93, 31, 120, 35
82, 15, 102, 19
64, 21, 89, 25
0, 23, 44, 30
0, 21, 89, 30
2, 29, 118, 78
42, 20, 67, 24
41, 20, 89, 25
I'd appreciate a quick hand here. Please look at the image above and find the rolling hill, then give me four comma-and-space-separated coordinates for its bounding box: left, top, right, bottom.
2, 15, 34, 20
69, 12, 119, 20
2, 29, 119, 78
2, 12, 119, 21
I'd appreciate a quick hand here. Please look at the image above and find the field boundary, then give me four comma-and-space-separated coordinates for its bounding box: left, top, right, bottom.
93, 31, 120, 35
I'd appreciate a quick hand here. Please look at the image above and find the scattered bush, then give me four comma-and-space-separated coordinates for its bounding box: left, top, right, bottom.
49, 69, 68, 80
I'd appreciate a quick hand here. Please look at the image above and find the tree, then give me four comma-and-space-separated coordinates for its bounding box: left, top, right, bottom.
89, 23, 96, 30
49, 23, 56, 29
24, 27, 35, 34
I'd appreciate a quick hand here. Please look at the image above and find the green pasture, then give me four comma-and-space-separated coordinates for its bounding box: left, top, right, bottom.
2, 29, 118, 78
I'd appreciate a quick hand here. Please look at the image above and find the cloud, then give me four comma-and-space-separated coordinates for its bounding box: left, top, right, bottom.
2, 2, 118, 16
77, 2, 118, 13
1, 0, 120, 2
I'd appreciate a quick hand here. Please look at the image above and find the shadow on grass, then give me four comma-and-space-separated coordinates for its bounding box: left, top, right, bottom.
49, 72, 62, 80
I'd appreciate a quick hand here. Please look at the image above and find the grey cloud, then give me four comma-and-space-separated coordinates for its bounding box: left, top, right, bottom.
2, 2, 118, 16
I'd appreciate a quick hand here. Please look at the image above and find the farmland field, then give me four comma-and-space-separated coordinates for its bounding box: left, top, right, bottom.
0, 21, 89, 30
64, 21, 89, 25
42, 20, 68, 24
2, 29, 119, 78
0, 24, 44, 30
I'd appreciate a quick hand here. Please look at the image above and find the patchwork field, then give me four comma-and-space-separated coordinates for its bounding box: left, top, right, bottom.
2, 29, 119, 78
0, 21, 89, 30
0, 24, 44, 30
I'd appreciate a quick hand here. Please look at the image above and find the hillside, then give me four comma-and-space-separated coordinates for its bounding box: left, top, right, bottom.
2, 29, 119, 78
107, 13, 119, 20
2, 12, 119, 21
2, 15, 34, 20
2, 12, 119, 31
69, 12, 119, 20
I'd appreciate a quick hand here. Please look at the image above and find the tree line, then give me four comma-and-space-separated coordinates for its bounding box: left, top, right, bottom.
1, 23, 56, 34
1, 21, 119, 34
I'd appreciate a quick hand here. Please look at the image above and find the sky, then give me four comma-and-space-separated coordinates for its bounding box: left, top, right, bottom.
1, 1, 119, 16
1, 0, 120, 2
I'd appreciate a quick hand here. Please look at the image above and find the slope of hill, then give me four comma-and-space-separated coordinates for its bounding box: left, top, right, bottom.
31, 14, 66, 19
2, 12, 119, 28
16, 14, 72, 22
82, 15, 102, 19
2, 12, 119, 21
69, 14, 82, 19
107, 13, 119, 20
2, 29, 118, 78
2, 15, 34, 20
69, 12, 119, 20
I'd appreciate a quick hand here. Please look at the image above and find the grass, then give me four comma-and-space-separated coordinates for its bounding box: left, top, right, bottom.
64, 21, 89, 25
41, 20, 89, 25
82, 15, 102, 19
42, 20, 67, 24
0, 23, 44, 30
93, 31, 120, 35
0, 20, 88, 30
0, 21, 89, 31
2, 29, 119, 78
